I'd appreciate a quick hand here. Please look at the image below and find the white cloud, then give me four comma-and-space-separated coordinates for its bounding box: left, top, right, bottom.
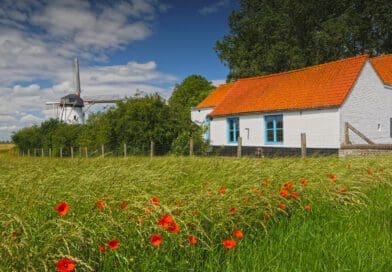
198, 0, 231, 15
0, 0, 177, 140
211, 79, 226, 87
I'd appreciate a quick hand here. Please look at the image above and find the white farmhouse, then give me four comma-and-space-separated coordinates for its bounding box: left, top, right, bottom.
191, 54, 392, 155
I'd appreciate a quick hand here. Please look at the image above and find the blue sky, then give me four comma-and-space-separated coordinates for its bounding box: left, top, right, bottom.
0, 0, 238, 140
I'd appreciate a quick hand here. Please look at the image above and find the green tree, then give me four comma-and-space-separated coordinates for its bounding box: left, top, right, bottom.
216, 0, 392, 81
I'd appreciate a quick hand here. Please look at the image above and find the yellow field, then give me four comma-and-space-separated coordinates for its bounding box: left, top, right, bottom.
0, 143, 14, 151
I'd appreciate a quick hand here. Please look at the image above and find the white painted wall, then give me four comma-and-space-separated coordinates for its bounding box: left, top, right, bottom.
340, 61, 392, 144
191, 107, 213, 124
210, 108, 340, 148
61, 106, 85, 124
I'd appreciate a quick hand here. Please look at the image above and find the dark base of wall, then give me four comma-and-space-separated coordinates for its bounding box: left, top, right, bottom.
209, 146, 339, 157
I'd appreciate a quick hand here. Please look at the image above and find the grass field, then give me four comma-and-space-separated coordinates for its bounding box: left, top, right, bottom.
0, 154, 391, 271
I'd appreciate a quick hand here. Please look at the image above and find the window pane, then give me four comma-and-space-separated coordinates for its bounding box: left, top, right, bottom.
267, 130, 274, 142
276, 129, 283, 142
276, 120, 283, 129
267, 120, 274, 129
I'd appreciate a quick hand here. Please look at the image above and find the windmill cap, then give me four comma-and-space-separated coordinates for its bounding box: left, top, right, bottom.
60, 94, 84, 107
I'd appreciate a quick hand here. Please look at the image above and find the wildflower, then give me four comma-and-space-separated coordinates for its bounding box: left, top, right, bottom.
167, 223, 180, 233
55, 202, 69, 217
229, 207, 237, 214
283, 181, 294, 191
291, 191, 300, 199
56, 258, 76, 272
120, 201, 129, 210
11, 231, 17, 238
347, 163, 352, 169
300, 178, 308, 186
188, 235, 198, 245
135, 216, 143, 225
233, 229, 243, 240
218, 186, 226, 195
108, 239, 119, 250
263, 178, 270, 185
98, 244, 106, 253
328, 174, 337, 181
222, 239, 236, 249
150, 196, 159, 205
150, 234, 162, 247
279, 189, 290, 198
158, 214, 175, 229
278, 202, 286, 209
341, 187, 347, 193
304, 204, 312, 212
96, 199, 106, 210
367, 167, 373, 175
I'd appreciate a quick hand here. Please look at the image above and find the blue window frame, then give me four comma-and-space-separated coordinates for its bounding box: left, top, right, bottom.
265, 115, 283, 144
203, 117, 210, 141
227, 117, 239, 143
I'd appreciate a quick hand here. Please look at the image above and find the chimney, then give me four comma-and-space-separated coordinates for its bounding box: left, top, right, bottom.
74, 57, 81, 96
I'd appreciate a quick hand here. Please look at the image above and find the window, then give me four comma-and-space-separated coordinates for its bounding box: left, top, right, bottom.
265, 115, 283, 144
227, 117, 239, 143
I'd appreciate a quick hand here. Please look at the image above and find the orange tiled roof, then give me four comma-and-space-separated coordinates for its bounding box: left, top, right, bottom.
196, 82, 235, 108
370, 54, 392, 85
209, 55, 368, 117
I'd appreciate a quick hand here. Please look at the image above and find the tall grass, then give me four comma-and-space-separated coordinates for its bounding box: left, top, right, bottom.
0, 155, 391, 271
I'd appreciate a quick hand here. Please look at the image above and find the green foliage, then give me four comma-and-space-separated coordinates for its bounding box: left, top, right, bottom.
170, 125, 209, 155
0, 155, 391, 271
216, 0, 392, 81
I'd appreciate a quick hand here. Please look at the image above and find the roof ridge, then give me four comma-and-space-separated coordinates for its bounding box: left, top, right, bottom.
370, 53, 392, 60
237, 54, 369, 82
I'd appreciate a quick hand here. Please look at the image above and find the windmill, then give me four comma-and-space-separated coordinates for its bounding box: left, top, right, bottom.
46, 58, 125, 124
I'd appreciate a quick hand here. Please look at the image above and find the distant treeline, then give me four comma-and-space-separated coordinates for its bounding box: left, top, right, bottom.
12, 75, 214, 155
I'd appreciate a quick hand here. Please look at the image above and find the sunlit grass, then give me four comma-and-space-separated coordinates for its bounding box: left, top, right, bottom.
0, 155, 390, 271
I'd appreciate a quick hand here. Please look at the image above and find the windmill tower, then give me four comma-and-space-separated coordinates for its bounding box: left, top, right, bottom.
46, 58, 124, 124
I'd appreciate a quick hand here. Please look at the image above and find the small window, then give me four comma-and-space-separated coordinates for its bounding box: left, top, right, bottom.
227, 117, 239, 143
265, 115, 283, 144
377, 124, 381, 132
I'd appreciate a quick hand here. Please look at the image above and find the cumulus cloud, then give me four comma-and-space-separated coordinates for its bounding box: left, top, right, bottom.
0, 0, 177, 140
198, 0, 231, 15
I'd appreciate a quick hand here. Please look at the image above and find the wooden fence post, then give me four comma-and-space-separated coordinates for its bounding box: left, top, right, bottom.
101, 144, 105, 157
41, 148, 44, 157
60, 148, 63, 158
85, 147, 88, 158
150, 140, 154, 158
344, 122, 349, 145
124, 143, 127, 157
27, 149, 30, 156
237, 137, 242, 158
71, 147, 74, 158
301, 133, 307, 158
49, 148, 51, 158
189, 137, 194, 156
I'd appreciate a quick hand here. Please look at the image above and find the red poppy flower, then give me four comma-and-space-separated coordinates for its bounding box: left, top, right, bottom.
98, 244, 106, 253
188, 235, 198, 245
279, 189, 290, 198
283, 181, 294, 191
167, 223, 180, 233
150, 234, 162, 247
300, 178, 308, 186
278, 202, 286, 209
222, 239, 236, 249
263, 178, 270, 185
218, 186, 226, 195
11, 231, 17, 238
56, 258, 76, 272
304, 204, 312, 212
328, 174, 337, 181
229, 207, 237, 214
108, 239, 119, 250
158, 214, 174, 229
291, 191, 300, 199
55, 202, 69, 217
341, 187, 347, 193
367, 167, 373, 175
120, 201, 129, 210
233, 229, 243, 240
150, 196, 159, 205
96, 199, 106, 210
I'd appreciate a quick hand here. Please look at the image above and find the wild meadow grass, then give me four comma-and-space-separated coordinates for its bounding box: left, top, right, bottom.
0, 154, 391, 271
